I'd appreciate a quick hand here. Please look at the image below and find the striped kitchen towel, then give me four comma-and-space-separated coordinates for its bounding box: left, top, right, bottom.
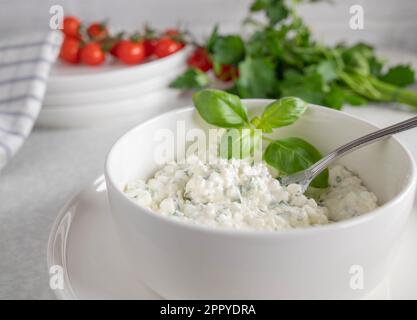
0, 31, 62, 171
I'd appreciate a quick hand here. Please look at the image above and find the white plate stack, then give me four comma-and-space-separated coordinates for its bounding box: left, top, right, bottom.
38, 46, 190, 128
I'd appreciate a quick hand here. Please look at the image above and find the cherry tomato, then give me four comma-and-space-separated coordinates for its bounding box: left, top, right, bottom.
110, 41, 121, 57
59, 36, 81, 64
87, 23, 108, 40
154, 37, 184, 58
116, 40, 146, 65
62, 16, 81, 39
80, 42, 105, 66
144, 38, 158, 57
215, 64, 239, 82
164, 29, 180, 37
187, 47, 212, 72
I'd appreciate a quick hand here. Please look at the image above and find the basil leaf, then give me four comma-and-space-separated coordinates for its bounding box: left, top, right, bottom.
192, 89, 249, 128
264, 137, 329, 188
212, 35, 245, 65
219, 128, 262, 159
257, 97, 307, 132
169, 68, 209, 90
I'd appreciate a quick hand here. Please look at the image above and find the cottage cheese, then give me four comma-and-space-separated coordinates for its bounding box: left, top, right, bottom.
124, 156, 378, 231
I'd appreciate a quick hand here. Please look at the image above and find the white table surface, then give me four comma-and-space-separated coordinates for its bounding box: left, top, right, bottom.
0, 97, 416, 299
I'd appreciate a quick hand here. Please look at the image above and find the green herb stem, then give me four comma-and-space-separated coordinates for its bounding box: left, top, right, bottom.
262, 136, 274, 142
370, 77, 417, 108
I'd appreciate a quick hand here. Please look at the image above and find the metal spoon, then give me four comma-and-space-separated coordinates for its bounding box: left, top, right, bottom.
279, 115, 417, 192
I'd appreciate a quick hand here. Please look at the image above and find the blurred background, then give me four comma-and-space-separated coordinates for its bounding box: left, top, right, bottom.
1, 0, 417, 53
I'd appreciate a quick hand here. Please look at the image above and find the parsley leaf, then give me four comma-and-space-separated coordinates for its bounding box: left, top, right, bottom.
206, 25, 219, 53
169, 68, 209, 90
251, 0, 289, 25
237, 57, 278, 98
380, 64, 415, 87
246, 28, 284, 59
212, 35, 245, 65
322, 85, 345, 110
279, 70, 326, 105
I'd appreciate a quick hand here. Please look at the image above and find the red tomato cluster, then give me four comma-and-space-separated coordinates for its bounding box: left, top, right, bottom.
187, 47, 212, 72
186, 47, 238, 82
59, 16, 185, 67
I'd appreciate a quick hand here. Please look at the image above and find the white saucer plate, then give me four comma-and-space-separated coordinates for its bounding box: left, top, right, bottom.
47, 46, 191, 93
43, 66, 185, 107
37, 89, 183, 128
47, 176, 417, 300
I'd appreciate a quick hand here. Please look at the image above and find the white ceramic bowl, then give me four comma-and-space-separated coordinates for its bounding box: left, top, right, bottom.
105, 101, 416, 299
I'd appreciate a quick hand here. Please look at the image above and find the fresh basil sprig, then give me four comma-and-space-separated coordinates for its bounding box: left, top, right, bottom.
192, 89, 329, 188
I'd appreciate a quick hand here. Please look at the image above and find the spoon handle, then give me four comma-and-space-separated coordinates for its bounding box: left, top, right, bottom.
309, 115, 417, 179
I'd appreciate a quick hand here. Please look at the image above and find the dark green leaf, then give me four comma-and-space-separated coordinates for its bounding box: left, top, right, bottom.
250, 0, 289, 25
322, 85, 345, 110
250, 0, 267, 11
264, 137, 328, 188
206, 25, 219, 53
265, 0, 289, 25
212, 35, 245, 65
280, 69, 326, 105
246, 28, 284, 59
257, 97, 307, 131
380, 64, 415, 87
368, 56, 384, 77
192, 89, 249, 128
236, 57, 278, 98
169, 68, 209, 90
249, 0, 289, 25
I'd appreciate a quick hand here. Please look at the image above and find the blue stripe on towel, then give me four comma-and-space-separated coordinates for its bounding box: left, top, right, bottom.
0, 75, 47, 87
0, 127, 25, 138
0, 94, 43, 105
0, 110, 35, 120
0, 57, 54, 69
0, 40, 60, 51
